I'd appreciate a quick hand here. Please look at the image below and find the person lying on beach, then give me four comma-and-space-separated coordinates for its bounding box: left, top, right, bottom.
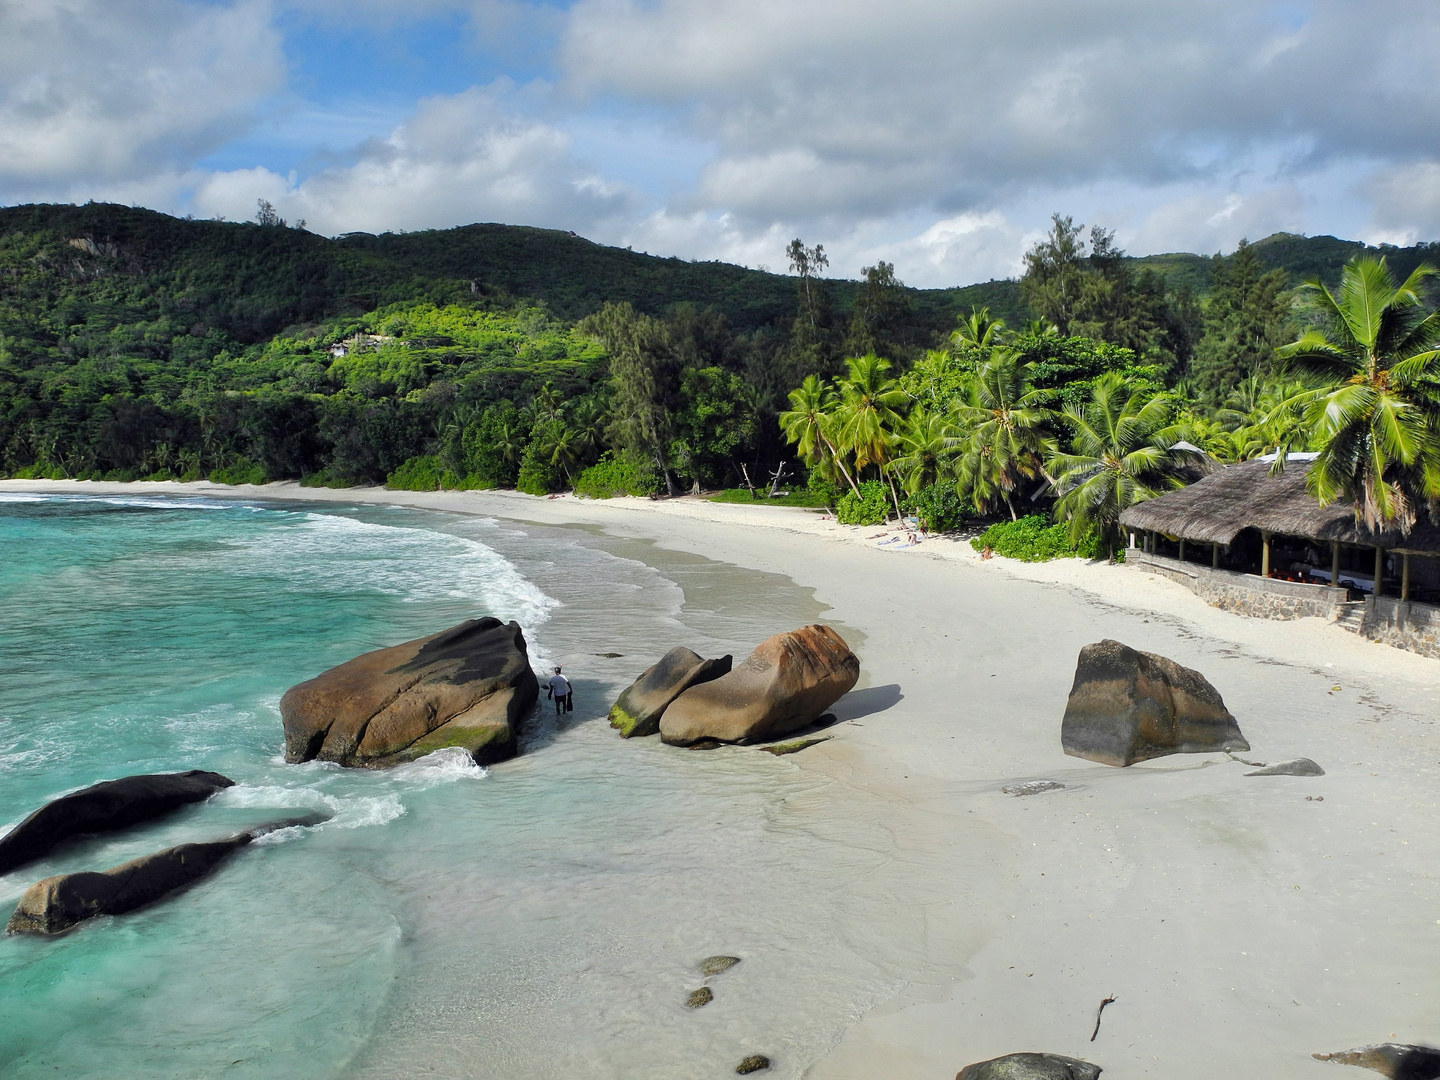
547, 667, 573, 714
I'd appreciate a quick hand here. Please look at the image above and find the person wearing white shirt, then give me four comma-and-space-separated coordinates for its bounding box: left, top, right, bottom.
547, 667, 572, 713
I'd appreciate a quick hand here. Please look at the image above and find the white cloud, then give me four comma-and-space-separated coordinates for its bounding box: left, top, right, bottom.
191, 83, 633, 234
1358, 161, 1440, 248
0, 0, 283, 195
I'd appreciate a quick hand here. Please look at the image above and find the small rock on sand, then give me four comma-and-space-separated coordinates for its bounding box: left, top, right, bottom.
700, 955, 741, 976
1245, 757, 1325, 777
761, 736, 831, 756
736, 1055, 771, 1074
956, 1052, 1103, 1079
685, 987, 713, 1008
1312, 1042, 1440, 1078
1002, 780, 1066, 796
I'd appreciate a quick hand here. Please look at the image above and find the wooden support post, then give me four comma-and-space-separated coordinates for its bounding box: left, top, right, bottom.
1401, 553, 1411, 601
1261, 530, 1271, 578
1331, 541, 1341, 589
1212, 542, 1219, 569
1374, 546, 1384, 597
1178, 538, 1186, 562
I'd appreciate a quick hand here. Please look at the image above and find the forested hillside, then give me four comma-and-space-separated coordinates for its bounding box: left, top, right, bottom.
1, 202, 1435, 504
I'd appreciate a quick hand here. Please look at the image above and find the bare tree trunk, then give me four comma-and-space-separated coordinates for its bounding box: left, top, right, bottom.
821, 434, 862, 497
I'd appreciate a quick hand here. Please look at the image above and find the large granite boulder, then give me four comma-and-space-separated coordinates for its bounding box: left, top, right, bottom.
957, 1052, 1102, 1080
0, 771, 234, 876
1061, 639, 1249, 767
609, 647, 732, 737
6, 812, 329, 935
1313, 1043, 1440, 1079
281, 618, 539, 768
659, 626, 859, 746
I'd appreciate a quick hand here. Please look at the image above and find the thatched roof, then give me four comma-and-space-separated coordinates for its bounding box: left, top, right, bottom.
1118, 458, 1440, 553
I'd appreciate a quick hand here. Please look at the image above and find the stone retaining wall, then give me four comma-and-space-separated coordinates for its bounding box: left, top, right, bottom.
1127, 550, 1440, 660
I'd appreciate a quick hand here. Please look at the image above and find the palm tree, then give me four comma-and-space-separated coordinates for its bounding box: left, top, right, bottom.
1274, 256, 1440, 529
779, 374, 860, 496
538, 424, 582, 487
950, 350, 1057, 520
833, 354, 910, 518
890, 407, 958, 494
532, 381, 563, 423
566, 399, 608, 460
1049, 371, 1198, 553
951, 306, 1007, 352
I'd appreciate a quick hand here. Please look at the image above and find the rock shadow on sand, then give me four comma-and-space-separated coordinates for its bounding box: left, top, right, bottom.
830, 684, 903, 722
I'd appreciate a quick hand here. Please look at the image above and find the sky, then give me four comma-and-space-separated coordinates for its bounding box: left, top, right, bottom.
1, 0, 1436, 288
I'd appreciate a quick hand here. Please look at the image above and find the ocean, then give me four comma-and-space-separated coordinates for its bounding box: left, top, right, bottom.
0, 493, 915, 1080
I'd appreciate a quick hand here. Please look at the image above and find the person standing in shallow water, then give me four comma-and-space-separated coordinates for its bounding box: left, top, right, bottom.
548, 666, 572, 714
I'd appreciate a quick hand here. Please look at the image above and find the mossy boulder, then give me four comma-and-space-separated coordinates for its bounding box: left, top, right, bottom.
956, 1052, 1102, 1080
281, 617, 539, 768
660, 626, 859, 746
1061, 639, 1248, 767
609, 647, 732, 738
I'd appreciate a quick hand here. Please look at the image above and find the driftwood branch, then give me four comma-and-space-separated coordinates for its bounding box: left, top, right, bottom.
1090, 995, 1117, 1042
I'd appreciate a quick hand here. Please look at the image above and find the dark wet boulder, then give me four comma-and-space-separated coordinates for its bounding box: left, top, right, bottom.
1061, 639, 1249, 767
1313, 1043, 1440, 1079
700, 955, 741, 975
0, 771, 234, 876
736, 1055, 771, 1074
660, 626, 859, 746
281, 617, 539, 768
609, 647, 732, 738
6, 812, 329, 935
957, 1052, 1102, 1080
684, 987, 713, 1008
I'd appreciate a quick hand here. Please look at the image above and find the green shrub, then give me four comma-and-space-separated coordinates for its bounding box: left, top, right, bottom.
209, 457, 267, 485
300, 470, 354, 488
906, 482, 969, 533
806, 470, 842, 507
386, 454, 444, 491
13, 463, 66, 480
574, 453, 656, 499
970, 515, 1102, 561
709, 487, 829, 507
836, 480, 891, 525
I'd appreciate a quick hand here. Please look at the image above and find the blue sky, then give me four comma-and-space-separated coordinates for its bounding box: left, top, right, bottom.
1, 0, 1435, 286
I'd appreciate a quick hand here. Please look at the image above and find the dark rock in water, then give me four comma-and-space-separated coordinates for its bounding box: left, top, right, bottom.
609, 647, 733, 738
957, 1052, 1103, 1080
1246, 757, 1325, 777
687, 739, 725, 751
661, 626, 860, 746
6, 812, 329, 935
1313, 1043, 1440, 1079
596, 652, 624, 658
700, 955, 741, 976
281, 617, 539, 768
736, 1055, 771, 1074
1002, 780, 1066, 796
685, 986, 713, 1008
760, 736, 832, 756
1061, 639, 1248, 767
0, 771, 235, 876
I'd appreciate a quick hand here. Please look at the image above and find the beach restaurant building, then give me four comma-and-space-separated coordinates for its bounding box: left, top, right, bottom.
1118, 456, 1440, 659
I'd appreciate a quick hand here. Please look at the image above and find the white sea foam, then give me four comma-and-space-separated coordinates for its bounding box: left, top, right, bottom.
215, 781, 405, 833
387, 746, 489, 785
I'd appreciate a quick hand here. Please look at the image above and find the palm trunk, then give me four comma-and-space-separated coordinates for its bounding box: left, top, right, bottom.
885, 468, 904, 524
820, 433, 862, 497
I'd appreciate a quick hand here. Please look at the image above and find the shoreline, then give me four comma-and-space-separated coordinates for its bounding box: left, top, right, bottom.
5, 478, 1438, 1078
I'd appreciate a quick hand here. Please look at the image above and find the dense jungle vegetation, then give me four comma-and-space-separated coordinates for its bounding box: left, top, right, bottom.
2, 202, 1435, 548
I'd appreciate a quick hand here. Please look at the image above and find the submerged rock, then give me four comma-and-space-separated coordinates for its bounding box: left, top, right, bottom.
281, 617, 539, 768
660, 626, 859, 746
0, 771, 235, 876
760, 736, 832, 756
1061, 639, 1249, 767
1246, 757, 1325, 777
1002, 780, 1066, 796
1313, 1043, 1440, 1079
685, 987, 713, 1008
956, 1052, 1103, 1080
736, 1055, 771, 1074
6, 812, 329, 935
609, 647, 732, 738
700, 955, 741, 976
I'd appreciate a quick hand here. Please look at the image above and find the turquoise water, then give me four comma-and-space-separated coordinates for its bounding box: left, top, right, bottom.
0, 493, 909, 1079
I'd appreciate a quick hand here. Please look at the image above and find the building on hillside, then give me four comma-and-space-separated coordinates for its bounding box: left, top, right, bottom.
1118, 455, 1440, 659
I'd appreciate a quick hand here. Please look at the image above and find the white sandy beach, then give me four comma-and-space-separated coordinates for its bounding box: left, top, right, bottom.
5, 477, 1437, 1079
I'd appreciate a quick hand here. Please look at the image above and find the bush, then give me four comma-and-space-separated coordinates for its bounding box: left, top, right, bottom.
836, 480, 891, 525
574, 453, 657, 499
906, 482, 969, 533
209, 457, 267, 485
300, 470, 355, 488
386, 454, 444, 491
12, 463, 66, 480
806, 470, 842, 507
969, 515, 1102, 561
